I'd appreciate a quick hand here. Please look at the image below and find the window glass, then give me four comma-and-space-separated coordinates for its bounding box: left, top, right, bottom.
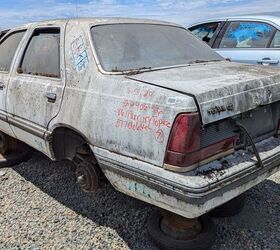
270, 31, 280, 48
0, 31, 25, 72
91, 24, 223, 72
219, 22, 275, 48
19, 28, 60, 78
189, 22, 221, 44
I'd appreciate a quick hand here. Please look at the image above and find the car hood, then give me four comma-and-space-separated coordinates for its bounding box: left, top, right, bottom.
127, 61, 280, 124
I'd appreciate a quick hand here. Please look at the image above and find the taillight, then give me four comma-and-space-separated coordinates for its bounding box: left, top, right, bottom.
164, 113, 237, 172
167, 113, 201, 153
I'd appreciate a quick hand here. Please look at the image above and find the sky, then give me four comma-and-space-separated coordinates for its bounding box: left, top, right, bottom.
1, 0, 280, 30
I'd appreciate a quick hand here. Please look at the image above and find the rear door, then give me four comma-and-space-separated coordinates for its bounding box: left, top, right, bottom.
214, 21, 280, 66
0, 29, 26, 136
6, 24, 66, 153
267, 30, 280, 64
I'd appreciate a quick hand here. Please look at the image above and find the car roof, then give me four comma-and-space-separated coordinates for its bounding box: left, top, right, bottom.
188, 15, 280, 28
9, 17, 180, 31
0, 29, 10, 38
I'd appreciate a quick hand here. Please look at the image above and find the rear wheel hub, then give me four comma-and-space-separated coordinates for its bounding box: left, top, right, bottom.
75, 160, 100, 192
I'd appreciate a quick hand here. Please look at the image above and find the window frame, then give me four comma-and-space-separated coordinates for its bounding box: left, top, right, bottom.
269, 30, 280, 48
0, 29, 27, 74
215, 20, 277, 49
16, 26, 62, 80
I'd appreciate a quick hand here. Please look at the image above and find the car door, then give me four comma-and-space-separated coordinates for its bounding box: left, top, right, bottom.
0, 29, 27, 136
267, 30, 280, 65
188, 21, 225, 47
6, 24, 66, 154
214, 21, 280, 66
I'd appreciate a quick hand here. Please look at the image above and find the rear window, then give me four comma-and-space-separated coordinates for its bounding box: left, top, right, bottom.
91, 24, 223, 72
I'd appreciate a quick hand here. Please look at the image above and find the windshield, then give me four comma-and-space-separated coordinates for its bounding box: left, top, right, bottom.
91, 24, 223, 73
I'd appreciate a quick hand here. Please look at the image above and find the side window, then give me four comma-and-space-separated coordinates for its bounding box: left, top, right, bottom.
0, 31, 25, 72
219, 22, 275, 48
270, 31, 280, 48
18, 28, 60, 78
189, 22, 221, 44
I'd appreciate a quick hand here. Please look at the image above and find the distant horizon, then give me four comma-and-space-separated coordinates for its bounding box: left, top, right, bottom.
1, 0, 280, 30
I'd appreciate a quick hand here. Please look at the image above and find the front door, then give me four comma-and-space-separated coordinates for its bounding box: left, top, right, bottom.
6, 25, 66, 154
0, 30, 27, 136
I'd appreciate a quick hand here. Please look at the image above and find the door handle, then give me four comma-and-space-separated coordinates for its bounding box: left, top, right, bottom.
0, 82, 5, 90
45, 92, 57, 103
257, 58, 279, 65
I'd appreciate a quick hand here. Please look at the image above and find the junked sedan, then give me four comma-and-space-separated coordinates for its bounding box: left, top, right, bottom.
0, 18, 280, 250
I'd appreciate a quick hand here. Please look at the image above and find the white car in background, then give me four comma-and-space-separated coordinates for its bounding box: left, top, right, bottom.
188, 15, 280, 66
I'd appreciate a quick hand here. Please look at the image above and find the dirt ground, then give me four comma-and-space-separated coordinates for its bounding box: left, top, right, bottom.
0, 152, 279, 250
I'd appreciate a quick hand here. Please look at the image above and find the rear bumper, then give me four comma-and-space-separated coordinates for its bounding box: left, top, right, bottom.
92, 137, 280, 218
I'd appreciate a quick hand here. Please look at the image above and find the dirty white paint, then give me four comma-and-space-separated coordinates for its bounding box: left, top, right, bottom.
94, 137, 280, 218
129, 62, 280, 124
0, 18, 280, 218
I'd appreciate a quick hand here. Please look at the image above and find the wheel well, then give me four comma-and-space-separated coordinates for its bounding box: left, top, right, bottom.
51, 127, 88, 161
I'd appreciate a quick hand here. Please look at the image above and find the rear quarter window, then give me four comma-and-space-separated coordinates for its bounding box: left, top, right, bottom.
270, 31, 280, 48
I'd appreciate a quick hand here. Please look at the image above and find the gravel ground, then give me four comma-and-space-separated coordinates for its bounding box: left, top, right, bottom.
0, 151, 279, 250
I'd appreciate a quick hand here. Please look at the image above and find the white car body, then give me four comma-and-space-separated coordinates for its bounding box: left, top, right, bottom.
0, 18, 280, 219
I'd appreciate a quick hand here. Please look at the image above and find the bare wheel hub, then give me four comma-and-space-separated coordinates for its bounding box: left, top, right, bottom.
75, 160, 100, 192
160, 210, 202, 240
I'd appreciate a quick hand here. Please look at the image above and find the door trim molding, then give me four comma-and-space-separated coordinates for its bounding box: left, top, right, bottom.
0, 110, 47, 139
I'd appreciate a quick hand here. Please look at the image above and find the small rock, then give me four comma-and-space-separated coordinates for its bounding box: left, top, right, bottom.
0, 170, 6, 177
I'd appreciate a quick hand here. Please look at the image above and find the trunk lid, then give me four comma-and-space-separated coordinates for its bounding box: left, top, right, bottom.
127, 61, 280, 124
